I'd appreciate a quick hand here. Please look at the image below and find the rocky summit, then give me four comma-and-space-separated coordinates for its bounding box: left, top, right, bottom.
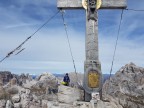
103, 62, 144, 108
0, 63, 144, 108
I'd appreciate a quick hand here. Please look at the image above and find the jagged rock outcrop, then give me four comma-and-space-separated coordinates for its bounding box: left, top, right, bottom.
0, 71, 13, 85
102, 63, 144, 108
12, 94, 21, 103
16, 73, 32, 86
0, 99, 6, 108
30, 72, 59, 95
5, 100, 13, 108
0, 64, 143, 108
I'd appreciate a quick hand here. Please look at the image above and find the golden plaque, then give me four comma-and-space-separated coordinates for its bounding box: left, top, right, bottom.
88, 71, 100, 88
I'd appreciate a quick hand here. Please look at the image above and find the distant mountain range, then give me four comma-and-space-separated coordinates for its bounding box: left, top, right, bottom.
0, 71, 113, 84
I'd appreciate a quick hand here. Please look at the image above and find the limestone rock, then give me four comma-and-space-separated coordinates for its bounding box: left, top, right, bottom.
21, 89, 33, 108
0, 71, 13, 85
38, 72, 56, 81
29, 104, 41, 108
0, 85, 7, 100
29, 72, 59, 96
14, 103, 21, 108
20, 88, 26, 93
73, 101, 91, 108
12, 94, 20, 103
0, 99, 6, 108
6, 100, 13, 108
96, 100, 123, 108
21, 89, 33, 101
102, 63, 144, 108
21, 100, 30, 108
69, 72, 84, 87
10, 77, 17, 86
42, 100, 48, 108
47, 101, 74, 108
42, 93, 58, 101
6, 85, 19, 95
27, 97, 41, 108
47, 101, 54, 108
22, 80, 37, 89
58, 85, 84, 104
17, 73, 27, 86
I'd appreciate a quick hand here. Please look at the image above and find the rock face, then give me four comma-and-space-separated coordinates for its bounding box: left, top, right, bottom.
12, 94, 21, 103
27, 72, 59, 96
10, 77, 17, 86
0, 99, 6, 108
0, 64, 144, 108
0, 71, 13, 85
58, 85, 84, 104
0, 82, 10, 100
102, 63, 144, 108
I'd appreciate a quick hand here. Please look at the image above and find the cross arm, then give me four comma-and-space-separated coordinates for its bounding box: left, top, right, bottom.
57, 0, 127, 9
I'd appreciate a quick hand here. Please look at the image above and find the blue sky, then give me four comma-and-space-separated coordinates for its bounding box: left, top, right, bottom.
0, 0, 144, 75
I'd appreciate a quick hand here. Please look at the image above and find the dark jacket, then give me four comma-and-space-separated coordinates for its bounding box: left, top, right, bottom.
63, 75, 70, 83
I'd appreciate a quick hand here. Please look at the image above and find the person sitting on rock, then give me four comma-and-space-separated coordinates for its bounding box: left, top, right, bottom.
63, 73, 70, 86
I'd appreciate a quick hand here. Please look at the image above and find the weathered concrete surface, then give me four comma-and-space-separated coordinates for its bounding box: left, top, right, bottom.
86, 18, 98, 61
84, 13, 102, 101
57, 0, 127, 9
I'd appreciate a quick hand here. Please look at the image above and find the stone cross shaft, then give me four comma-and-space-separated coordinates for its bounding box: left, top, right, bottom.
57, 0, 127, 101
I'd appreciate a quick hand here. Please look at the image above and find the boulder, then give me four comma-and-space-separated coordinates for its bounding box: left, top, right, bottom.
6, 86, 19, 95
14, 103, 21, 108
102, 63, 144, 108
29, 72, 59, 96
21, 89, 33, 108
21, 100, 30, 108
22, 80, 37, 89
58, 85, 84, 104
0, 99, 6, 108
38, 72, 56, 81
42, 100, 48, 108
0, 71, 13, 85
29, 101, 41, 108
96, 100, 123, 108
10, 77, 17, 86
6, 100, 13, 108
0, 85, 6, 100
12, 94, 20, 103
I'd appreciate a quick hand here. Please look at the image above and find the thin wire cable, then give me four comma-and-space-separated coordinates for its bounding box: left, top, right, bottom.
125, 8, 144, 11
0, 10, 60, 63
15, 48, 25, 55
109, 9, 124, 80
60, 10, 79, 83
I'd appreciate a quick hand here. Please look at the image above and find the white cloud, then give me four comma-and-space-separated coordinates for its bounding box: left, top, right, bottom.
1, 25, 144, 74
0, 26, 85, 74
99, 35, 144, 74
0, 0, 144, 75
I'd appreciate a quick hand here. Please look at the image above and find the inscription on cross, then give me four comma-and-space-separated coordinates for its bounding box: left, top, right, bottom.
57, 0, 127, 101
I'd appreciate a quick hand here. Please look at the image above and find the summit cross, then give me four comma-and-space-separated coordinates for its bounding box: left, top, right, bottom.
57, 0, 127, 101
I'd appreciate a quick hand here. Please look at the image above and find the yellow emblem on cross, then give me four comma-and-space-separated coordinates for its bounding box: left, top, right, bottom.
82, 0, 102, 10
